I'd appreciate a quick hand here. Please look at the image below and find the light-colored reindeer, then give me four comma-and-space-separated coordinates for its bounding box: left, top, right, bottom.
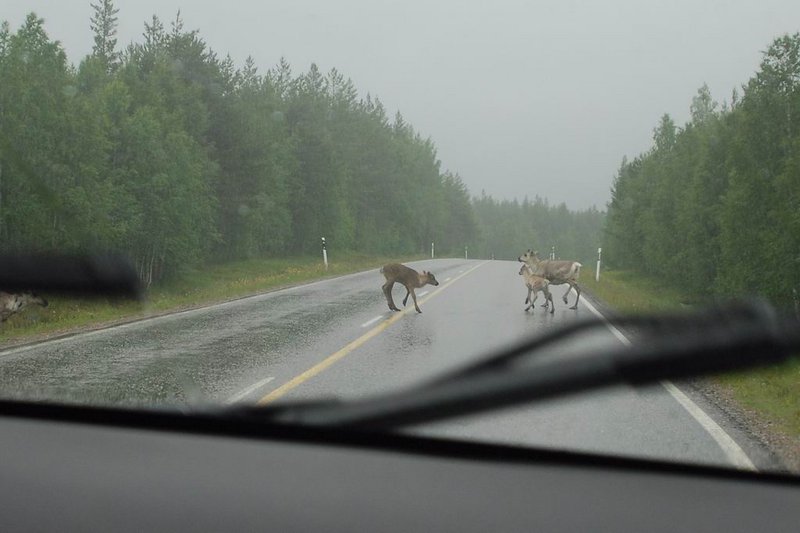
518, 264, 554, 314
380, 263, 439, 314
0, 291, 49, 323
518, 249, 582, 309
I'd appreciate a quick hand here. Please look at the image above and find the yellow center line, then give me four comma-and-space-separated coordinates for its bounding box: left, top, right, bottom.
257, 261, 488, 405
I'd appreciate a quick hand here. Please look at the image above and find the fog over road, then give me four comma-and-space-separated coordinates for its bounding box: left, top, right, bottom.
0, 259, 779, 470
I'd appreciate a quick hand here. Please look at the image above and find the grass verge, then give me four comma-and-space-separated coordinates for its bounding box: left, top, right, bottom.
582, 270, 800, 441
580, 269, 693, 314
0, 253, 424, 346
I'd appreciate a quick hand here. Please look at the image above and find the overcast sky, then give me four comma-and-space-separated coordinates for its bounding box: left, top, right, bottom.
4, 1, 800, 210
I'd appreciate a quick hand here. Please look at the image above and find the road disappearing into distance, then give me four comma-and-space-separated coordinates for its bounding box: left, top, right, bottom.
0, 259, 779, 470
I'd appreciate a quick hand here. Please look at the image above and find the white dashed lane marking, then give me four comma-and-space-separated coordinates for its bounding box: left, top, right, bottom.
226, 376, 275, 404
360, 316, 384, 328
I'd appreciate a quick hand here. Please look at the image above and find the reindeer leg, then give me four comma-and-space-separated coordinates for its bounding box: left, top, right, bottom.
524, 287, 531, 305
402, 288, 410, 307
542, 284, 552, 308
569, 282, 581, 310
410, 289, 422, 313
562, 285, 571, 305
548, 291, 555, 314
383, 281, 400, 312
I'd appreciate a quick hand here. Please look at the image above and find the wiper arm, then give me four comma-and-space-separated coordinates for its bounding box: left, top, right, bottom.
231, 300, 799, 430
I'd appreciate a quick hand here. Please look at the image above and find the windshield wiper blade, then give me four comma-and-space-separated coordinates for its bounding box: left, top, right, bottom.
0, 253, 142, 300
232, 300, 799, 431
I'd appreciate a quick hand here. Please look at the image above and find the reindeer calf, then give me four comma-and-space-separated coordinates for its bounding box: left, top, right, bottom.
380, 263, 439, 314
518, 264, 554, 314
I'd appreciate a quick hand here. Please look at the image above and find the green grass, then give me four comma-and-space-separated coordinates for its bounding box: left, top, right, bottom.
717, 365, 800, 437
583, 269, 800, 439
580, 269, 694, 314
0, 252, 424, 345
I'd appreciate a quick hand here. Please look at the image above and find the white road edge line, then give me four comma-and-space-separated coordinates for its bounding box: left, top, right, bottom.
225, 376, 275, 404
444, 277, 452, 282
580, 297, 757, 471
361, 316, 384, 328
417, 291, 429, 297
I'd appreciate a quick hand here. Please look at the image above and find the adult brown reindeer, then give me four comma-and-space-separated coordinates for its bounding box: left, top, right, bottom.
380, 263, 439, 314
518, 249, 582, 309
0, 291, 49, 323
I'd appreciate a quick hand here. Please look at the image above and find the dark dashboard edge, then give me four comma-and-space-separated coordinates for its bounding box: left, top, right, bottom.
1, 399, 798, 486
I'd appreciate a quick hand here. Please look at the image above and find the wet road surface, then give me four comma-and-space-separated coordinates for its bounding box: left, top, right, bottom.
0, 259, 778, 469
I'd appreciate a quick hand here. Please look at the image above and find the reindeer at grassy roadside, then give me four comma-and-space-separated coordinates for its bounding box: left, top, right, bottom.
0, 291, 49, 323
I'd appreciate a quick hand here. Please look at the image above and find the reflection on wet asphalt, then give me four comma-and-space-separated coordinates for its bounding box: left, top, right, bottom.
0, 259, 776, 470
0, 260, 465, 405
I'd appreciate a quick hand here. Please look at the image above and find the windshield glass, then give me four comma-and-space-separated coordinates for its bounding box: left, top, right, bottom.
1, 0, 798, 475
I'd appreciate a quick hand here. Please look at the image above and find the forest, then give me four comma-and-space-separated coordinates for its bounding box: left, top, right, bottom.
471, 194, 604, 265
604, 33, 800, 307
0, 2, 603, 286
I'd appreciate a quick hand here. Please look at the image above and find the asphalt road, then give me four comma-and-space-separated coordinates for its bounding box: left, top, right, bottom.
0, 259, 780, 470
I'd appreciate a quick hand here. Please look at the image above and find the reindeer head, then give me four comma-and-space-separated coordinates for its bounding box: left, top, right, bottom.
518, 249, 539, 263
518, 264, 530, 276
422, 271, 439, 286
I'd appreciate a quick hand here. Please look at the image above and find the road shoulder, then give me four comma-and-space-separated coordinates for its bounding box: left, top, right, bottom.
581, 284, 800, 473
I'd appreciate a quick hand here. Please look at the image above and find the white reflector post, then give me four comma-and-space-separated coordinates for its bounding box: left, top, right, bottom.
596, 247, 602, 282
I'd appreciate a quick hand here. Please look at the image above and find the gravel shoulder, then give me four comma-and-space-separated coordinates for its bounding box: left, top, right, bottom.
690, 378, 800, 473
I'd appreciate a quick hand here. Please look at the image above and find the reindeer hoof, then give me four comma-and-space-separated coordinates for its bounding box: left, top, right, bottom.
416, 309, 422, 314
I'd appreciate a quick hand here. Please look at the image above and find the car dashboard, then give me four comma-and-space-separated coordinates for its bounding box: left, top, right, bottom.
1, 402, 798, 532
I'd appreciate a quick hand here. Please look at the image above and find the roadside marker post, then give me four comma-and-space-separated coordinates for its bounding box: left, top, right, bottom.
596, 247, 602, 282
322, 237, 328, 270
465, 246, 468, 260
431, 242, 435, 259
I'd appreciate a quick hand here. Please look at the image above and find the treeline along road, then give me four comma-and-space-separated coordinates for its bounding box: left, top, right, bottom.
0, 6, 602, 288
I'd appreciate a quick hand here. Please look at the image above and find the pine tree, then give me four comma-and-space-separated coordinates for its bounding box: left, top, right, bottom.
90, 0, 120, 71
